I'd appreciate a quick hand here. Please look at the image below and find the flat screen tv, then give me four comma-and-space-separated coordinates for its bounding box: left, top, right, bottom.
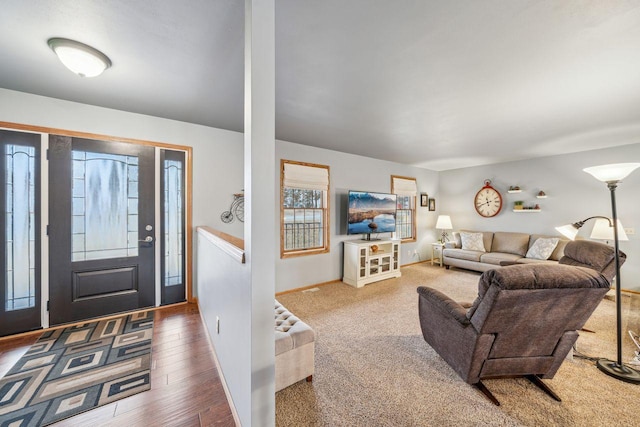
347, 190, 397, 238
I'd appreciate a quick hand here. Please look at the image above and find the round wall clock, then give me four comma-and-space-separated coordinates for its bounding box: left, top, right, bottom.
474, 180, 502, 217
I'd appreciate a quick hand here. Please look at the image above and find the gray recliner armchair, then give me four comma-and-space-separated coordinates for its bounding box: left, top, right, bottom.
558, 239, 626, 283
417, 240, 621, 405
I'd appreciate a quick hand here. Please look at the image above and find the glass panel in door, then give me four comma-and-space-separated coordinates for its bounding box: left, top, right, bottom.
71, 151, 139, 261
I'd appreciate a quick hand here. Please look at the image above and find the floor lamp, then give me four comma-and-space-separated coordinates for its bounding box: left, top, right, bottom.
555, 216, 613, 241
583, 163, 640, 383
590, 217, 628, 245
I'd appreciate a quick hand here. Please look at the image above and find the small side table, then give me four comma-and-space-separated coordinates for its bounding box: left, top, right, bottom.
431, 242, 445, 267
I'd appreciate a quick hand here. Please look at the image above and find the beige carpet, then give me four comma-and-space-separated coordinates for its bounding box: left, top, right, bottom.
275, 263, 640, 427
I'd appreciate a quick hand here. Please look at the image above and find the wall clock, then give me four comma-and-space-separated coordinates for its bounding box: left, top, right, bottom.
474, 180, 502, 217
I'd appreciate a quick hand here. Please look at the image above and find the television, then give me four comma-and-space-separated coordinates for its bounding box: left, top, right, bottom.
347, 190, 397, 239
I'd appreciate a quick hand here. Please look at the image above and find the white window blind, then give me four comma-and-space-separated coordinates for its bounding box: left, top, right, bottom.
392, 177, 417, 196
283, 163, 329, 191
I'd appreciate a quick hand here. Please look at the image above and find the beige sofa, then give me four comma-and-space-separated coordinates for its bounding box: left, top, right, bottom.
275, 300, 315, 391
443, 231, 569, 273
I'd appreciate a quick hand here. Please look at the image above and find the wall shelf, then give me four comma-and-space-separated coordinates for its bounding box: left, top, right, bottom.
513, 209, 541, 213
507, 190, 522, 193
536, 195, 547, 198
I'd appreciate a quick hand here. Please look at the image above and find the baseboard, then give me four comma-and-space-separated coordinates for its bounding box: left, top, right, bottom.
401, 259, 431, 267
276, 260, 436, 296
276, 279, 341, 296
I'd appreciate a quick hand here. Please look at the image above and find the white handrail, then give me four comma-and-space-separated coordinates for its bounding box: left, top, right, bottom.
197, 226, 245, 264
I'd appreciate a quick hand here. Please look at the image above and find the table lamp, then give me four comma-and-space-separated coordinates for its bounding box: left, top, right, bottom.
435, 215, 453, 243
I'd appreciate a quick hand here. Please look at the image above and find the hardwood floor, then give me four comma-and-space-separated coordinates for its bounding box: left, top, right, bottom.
0, 303, 236, 427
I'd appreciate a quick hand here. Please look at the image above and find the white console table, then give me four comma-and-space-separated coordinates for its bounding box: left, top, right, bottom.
343, 239, 401, 288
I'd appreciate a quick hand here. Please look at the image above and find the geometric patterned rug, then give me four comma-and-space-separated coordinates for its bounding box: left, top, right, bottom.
0, 311, 153, 427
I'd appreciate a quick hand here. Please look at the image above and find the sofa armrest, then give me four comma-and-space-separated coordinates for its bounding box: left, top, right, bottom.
444, 242, 458, 249
417, 286, 469, 325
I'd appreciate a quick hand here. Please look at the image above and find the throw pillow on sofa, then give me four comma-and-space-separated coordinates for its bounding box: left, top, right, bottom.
526, 237, 559, 260
461, 232, 486, 252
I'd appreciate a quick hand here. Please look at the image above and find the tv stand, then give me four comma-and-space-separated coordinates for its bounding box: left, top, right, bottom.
343, 239, 401, 288
362, 234, 381, 242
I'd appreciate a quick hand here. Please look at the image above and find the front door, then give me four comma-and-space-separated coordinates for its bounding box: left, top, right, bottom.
0, 130, 41, 336
48, 136, 155, 325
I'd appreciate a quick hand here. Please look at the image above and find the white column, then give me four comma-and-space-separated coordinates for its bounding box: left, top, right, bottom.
245, 0, 276, 425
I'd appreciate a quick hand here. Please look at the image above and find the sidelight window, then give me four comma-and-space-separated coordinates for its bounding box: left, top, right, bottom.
160, 149, 186, 305
163, 158, 183, 287
4, 144, 37, 310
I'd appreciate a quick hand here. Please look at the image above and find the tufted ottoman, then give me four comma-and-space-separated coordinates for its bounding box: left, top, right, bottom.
275, 299, 315, 391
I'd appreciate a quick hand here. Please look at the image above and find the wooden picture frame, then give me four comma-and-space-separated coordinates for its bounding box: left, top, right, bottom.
420, 193, 428, 207
428, 198, 436, 211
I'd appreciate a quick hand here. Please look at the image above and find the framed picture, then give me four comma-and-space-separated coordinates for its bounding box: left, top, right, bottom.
420, 193, 428, 207
428, 198, 436, 211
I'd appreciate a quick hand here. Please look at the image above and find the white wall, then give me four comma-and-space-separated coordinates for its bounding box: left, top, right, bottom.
275, 140, 440, 293
0, 88, 245, 296
439, 143, 640, 291
197, 230, 250, 426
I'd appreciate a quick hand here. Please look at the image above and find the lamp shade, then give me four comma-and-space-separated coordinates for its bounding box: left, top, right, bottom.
555, 224, 579, 240
583, 163, 640, 182
590, 218, 628, 241
48, 38, 111, 77
435, 215, 453, 230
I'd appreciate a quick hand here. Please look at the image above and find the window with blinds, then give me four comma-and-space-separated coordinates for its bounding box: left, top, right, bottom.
391, 176, 417, 242
281, 160, 330, 258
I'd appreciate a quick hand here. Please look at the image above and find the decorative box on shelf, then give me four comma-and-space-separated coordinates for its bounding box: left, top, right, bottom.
507, 186, 522, 193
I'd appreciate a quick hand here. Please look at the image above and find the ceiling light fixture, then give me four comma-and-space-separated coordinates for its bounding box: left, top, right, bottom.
47, 37, 112, 78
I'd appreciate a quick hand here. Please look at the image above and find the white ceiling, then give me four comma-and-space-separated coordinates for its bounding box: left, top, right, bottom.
1, 1, 640, 170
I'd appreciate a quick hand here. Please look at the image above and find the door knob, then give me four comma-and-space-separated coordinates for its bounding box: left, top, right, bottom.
139, 236, 154, 243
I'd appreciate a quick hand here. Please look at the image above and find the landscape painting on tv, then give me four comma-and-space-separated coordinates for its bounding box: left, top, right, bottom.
347, 191, 397, 234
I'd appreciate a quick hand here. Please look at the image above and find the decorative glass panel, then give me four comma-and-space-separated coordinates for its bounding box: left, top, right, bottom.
5, 144, 36, 311
72, 150, 139, 261
163, 159, 183, 286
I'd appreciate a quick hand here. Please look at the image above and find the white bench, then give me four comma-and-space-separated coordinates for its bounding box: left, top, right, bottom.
275, 299, 315, 391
